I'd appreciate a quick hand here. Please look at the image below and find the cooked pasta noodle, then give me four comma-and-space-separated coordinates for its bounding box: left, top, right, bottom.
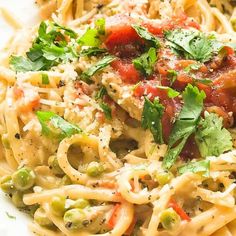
0, 0, 236, 236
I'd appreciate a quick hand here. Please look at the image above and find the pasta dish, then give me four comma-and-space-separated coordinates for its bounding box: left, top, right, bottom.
1, 0, 236, 235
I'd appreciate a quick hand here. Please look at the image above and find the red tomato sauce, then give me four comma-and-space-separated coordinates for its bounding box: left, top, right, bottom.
104, 13, 236, 159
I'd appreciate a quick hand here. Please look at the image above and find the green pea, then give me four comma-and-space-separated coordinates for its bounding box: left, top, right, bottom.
34, 207, 54, 227
48, 155, 64, 175
12, 191, 25, 208
0, 175, 15, 194
86, 162, 104, 177
1, 134, 10, 149
154, 170, 173, 186
60, 175, 72, 186
73, 199, 90, 209
160, 208, 180, 230
64, 208, 87, 230
12, 167, 35, 191
50, 195, 66, 216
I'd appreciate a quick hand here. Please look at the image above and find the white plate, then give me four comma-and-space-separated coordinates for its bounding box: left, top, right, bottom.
0, 0, 40, 235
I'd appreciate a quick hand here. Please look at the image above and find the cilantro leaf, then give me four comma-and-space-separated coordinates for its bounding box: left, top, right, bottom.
95, 18, 105, 35
165, 29, 221, 62
133, 47, 157, 76
80, 47, 107, 57
195, 113, 233, 157
156, 85, 179, 98
167, 70, 178, 85
162, 84, 206, 169
42, 73, 49, 84
95, 86, 107, 100
99, 102, 112, 120
78, 18, 105, 47
81, 55, 116, 83
141, 97, 164, 144
10, 56, 45, 72
132, 24, 160, 48
36, 111, 82, 139
10, 21, 78, 72
178, 160, 210, 177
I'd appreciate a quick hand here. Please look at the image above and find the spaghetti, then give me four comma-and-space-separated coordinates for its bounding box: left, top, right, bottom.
0, 0, 236, 236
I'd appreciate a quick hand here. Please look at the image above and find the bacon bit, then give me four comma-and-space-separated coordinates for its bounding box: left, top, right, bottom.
99, 181, 118, 189
168, 198, 191, 222
74, 81, 92, 95
13, 86, 24, 99
96, 111, 105, 123
107, 204, 121, 229
19, 97, 40, 113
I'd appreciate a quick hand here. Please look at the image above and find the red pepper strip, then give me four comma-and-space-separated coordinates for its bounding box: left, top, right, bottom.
107, 204, 121, 229
168, 199, 191, 222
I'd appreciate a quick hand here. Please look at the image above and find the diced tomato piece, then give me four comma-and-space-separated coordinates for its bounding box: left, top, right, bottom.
111, 59, 141, 84
144, 12, 199, 36
172, 73, 192, 91
222, 46, 235, 56
169, 198, 191, 222
180, 135, 201, 160
161, 99, 181, 142
133, 81, 168, 100
107, 204, 121, 229
206, 106, 234, 128
105, 25, 140, 48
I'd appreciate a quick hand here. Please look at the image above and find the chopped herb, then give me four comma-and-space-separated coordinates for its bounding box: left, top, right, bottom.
81, 55, 116, 83
80, 47, 107, 57
156, 85, 180, 98
99, 102, 112, 120
10, 21, 78, 72
133, 47, 157, 76
195, 112, 233, 157
165, 29, 222, 62
178, 160, 210, 177
36, 111, 82, 139
162, 85, 206, 169
141, 97, 164, 144
167, 70, 178, 85
132, 24, 160, 48
5, 212, 16, 220
78, 18, 105, 47
195, 78, 212, 85
184, 63, 202, 73
131, 81, 141, 91
42, 73, 49, 84
95, 86, 107, 100
184, 63, 212, 85
95, 18, 105, 35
